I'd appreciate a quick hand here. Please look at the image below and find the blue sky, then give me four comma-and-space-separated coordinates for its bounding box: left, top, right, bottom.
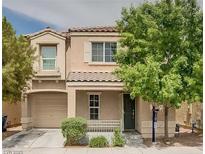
2, 7, 58, 35
3, 0, 203, 35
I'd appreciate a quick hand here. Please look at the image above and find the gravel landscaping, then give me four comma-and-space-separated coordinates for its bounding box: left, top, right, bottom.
2, 125, 22, 140
143, 126, 203, 148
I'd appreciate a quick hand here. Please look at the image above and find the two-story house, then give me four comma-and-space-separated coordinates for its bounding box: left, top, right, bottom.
21, 26, 176, 138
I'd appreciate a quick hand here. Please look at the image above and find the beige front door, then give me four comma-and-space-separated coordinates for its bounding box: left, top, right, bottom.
32, 92, 67, 128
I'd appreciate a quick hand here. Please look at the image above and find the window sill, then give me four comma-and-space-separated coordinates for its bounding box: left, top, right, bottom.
35, 70, 61, 77
88, 62, 117, 66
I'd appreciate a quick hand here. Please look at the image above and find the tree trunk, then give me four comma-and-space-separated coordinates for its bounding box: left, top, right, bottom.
164, 105, 169, 140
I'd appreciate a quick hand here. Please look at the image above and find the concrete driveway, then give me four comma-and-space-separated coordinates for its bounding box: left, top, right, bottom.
3, 129, 65, 154
3, 129, 203, 154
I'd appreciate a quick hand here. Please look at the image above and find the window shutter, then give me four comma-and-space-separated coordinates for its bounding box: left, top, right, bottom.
84, 42, 91, 62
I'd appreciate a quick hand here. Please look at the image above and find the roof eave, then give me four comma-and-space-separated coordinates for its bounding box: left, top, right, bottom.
26, 28, 67, 40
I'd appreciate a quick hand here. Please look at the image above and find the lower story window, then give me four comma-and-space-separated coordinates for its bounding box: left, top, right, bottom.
89, 94, 100, 120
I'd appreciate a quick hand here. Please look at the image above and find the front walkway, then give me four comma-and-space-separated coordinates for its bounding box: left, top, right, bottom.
3, 129, 203, 154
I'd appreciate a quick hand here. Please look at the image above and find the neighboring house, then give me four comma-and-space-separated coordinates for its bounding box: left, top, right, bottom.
3, 101, 21, 127
21, 26, 176, 138
176, 102, 203, 129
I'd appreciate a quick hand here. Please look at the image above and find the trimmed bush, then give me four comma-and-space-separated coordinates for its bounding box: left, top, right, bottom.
61, 117, 87, 145
112, 128, 125, 147
89, 136, 109, 148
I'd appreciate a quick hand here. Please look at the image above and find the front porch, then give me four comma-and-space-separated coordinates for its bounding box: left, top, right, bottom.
68, 87, 125, 132
67, 83, 176, 138
67, 84, 139, 133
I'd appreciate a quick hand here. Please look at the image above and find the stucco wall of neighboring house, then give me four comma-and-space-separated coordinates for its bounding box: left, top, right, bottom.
192, 103, 203, 128
3, 101, 21, 126
32, 80, 66, 89
176, 102, 203, 129
136, 98, 176, 138
176, 102, 190, 126
30, 32, 66, 79
76, 90, 122, 120
68, 34, 120, 72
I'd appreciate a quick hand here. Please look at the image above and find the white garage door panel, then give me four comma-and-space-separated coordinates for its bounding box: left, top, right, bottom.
32, 93, 67, 128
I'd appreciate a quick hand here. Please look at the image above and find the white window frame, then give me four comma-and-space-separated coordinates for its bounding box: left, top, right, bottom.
40, 45, 57, 71
87, 92, 101, 120
91, 42, 117, 63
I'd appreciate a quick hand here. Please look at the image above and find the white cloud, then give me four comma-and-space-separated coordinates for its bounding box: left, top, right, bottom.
3, 0, 202, 30
2, 0, 143, 29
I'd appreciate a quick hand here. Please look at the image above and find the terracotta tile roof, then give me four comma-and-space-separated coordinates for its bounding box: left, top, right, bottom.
60, 31, 69, 37
67, 72, 121, 82
25, 26, 118, 39
69, 26, 118, 32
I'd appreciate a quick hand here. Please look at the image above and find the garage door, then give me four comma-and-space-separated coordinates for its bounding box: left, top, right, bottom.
31, 92, 67, 128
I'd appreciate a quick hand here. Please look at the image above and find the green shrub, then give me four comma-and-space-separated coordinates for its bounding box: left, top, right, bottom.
112, 128, 125, 147
61, 117, 87, 145
89, 136, 109, 148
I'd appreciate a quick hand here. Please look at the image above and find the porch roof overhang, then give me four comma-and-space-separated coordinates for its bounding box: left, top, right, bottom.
25, 89, 67, 94
66, 82, 124, 91
67, 72, 123, 91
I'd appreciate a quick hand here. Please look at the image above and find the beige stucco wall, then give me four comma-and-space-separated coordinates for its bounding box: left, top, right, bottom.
135, 97, 141, 132
3, 101, 21, 126
30, 31, 121, 81
30, 32, 66, 79
32, 80, 66, 89
30, 31, 121, 80
76, 90, 122, 120
136, 98, 176, 138
68, 35, 120, 73
176, 102, 203, 128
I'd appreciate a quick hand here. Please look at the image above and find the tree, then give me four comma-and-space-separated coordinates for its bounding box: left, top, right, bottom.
3, 16, 36, 102
115, 0, 202, 140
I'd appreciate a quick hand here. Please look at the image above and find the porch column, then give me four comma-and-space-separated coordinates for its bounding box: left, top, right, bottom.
21, 94, 32, 130
67, 87, 76, 117
119, 92, 124, 131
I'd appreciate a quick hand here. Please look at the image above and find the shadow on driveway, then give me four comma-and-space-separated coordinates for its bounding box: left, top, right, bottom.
3, 129, 46, 148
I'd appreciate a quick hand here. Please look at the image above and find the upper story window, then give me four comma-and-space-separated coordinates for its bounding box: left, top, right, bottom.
41, 46, 57, 70
92, 42, 117, 62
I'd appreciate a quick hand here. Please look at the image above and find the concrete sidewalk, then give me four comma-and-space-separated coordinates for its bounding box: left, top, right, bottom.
3, 146, 202, 154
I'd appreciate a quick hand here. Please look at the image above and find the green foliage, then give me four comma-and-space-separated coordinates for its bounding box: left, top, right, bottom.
115, 0, 202, 138
61, 117, 87, 145
115, 0, 202, 107
3, 16, 36, 102
112, 128, 125, 147
89, 136, 109, 148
